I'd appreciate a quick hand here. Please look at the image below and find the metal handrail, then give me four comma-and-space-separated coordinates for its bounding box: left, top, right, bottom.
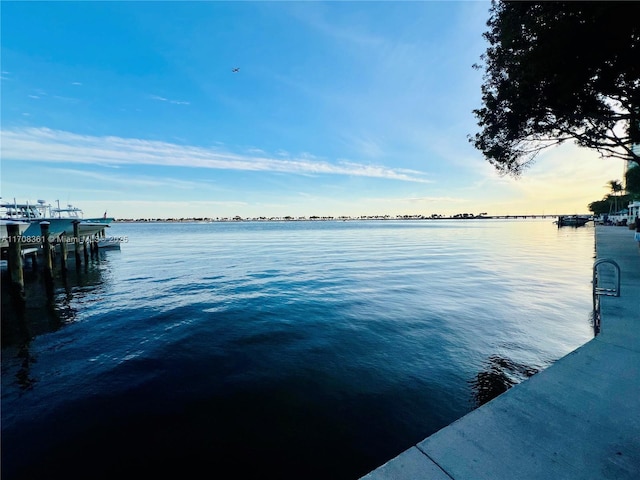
592, 259, 621, 336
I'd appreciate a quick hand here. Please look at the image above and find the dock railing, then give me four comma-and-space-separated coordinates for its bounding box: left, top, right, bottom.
592, 258, 620, 336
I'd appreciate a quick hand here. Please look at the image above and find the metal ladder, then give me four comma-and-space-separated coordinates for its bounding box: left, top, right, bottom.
592, 259, 621, 336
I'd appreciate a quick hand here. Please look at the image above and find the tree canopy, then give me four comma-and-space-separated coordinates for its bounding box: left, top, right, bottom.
471, 1, 640, 176
587, 166, 640, 214
626, 164, 640, 198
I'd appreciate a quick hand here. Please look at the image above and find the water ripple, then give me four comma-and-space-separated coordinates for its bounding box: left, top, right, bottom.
1, 219, 596, 479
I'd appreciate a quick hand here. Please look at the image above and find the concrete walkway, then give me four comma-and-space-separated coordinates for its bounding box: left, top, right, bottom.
360, 225, 640, 480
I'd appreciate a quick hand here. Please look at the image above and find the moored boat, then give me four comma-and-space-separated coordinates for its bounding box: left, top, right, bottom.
0, 219, 30, 248
96, 236, 122, 249
1, 199, 116, 248
556, 215, 592, 227
51, 202, 114, 237
1, 200, 75, 245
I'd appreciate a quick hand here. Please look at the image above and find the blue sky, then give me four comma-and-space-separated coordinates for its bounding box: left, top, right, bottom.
0, 1, 624, 219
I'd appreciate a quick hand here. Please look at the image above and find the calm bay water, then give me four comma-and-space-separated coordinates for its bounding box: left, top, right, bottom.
1, 219, 596, 479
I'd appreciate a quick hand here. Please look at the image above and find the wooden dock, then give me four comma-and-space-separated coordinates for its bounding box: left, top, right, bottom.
360, 225, 640, 480
2, 221, 114, 307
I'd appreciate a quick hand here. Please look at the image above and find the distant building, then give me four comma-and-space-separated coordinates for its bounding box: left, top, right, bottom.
628, 201, 640, 223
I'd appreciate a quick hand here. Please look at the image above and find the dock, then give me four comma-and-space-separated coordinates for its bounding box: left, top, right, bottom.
2, 220, 120, 307
360, 225, 639, 480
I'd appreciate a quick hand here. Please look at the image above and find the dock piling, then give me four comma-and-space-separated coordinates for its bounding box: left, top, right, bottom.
7, 223, 25, 305
90, 235, 98, 259
73, 220, 82, 268
59, 235, 68, 273
40, 222, 54, 288
83, 236, 89, 263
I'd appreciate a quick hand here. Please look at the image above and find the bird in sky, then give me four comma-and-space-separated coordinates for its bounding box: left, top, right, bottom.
232, 67, 240, 73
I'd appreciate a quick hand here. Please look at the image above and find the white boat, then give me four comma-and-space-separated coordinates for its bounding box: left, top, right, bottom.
1, 199, 116, 247
96, 236, 122, 249
0, 219, 30, 248
1, 199, 75, 245
50, 201, 114, 238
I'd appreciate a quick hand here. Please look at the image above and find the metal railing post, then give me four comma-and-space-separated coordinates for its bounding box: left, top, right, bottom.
592, 259, 621, 336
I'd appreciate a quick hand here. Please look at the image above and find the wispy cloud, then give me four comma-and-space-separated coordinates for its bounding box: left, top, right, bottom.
46, 167, 217, 190
52, 94, 80, 103
149, 94, 190, 105
340, 133, 385, 159
1, 127, 432, 183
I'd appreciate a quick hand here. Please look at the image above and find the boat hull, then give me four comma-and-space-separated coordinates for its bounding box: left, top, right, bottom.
557, 216, 591, 227
77, 222, 111, 238
0, 221, 30, 248
21, 218, 76, 244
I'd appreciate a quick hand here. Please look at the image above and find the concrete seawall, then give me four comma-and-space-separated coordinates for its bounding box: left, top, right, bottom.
360, 225, 639, 480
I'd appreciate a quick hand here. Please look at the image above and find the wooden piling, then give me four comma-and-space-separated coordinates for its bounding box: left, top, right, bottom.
40, 222, 54, 282
7, 222, 25, 304
91, 235, 98, 258
30, 252, 38, 271
83, 235, 89, 263
60, 235, 68, 273
73, 220, 82, 268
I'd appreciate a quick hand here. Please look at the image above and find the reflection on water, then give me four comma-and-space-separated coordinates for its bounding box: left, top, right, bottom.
1, 250, 114, 390
468, 354, 539, 407
1, 220, 596, 480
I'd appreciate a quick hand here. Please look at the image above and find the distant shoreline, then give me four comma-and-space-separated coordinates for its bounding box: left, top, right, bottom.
113, 214, 580, 223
